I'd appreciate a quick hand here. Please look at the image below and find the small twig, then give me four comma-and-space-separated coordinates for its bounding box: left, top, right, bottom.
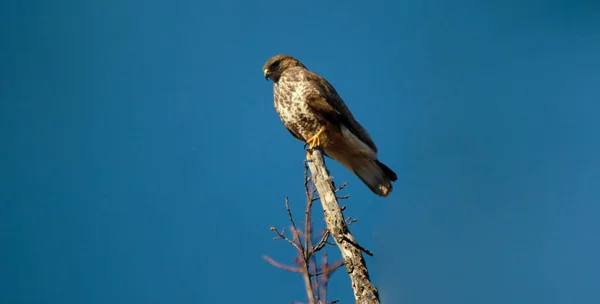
284, 197, 307, 259
270, 226, 302, 253
334, 182, 348, 193
304, 194, 313, 258
263, 255, 302, 273
345, 217, 358, 226
312, 260, 345, 277
319, 253, 330, 304
342, 236, 374, 257
310, 258, 320, 304
285, 198, 300, 241
313, 229, 331, 253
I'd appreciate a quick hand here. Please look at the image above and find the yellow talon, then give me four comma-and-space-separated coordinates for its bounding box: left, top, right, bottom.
305, 126, 326, 160
306, 126, 326, 149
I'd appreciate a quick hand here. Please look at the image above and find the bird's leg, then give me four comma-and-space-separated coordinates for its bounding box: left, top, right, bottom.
305, 126, 326, 160
306, 126, 326, 149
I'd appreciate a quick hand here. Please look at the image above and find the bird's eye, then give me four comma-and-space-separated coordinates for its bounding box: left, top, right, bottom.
271, 61, 280, 69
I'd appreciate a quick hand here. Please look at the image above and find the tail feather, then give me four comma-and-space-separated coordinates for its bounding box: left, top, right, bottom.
375, 160, 398, 182
349, 157, 397, 197
324, 125, 397, 197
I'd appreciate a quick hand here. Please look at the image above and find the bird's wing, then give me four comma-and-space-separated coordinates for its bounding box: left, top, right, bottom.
301, 69, 378, 152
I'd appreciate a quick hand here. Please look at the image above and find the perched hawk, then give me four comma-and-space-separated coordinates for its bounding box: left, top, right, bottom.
263, 54, 397, 197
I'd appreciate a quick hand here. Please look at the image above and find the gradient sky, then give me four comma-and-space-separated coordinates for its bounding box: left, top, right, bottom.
2, 1, 600, 303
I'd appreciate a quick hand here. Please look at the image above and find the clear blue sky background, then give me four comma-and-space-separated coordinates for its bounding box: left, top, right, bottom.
2, 1, 600, 303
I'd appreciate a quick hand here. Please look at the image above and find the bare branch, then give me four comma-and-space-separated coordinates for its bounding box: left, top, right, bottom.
270, 226, 302, 252
285, 198, 304, 248
266, 156, 369, 304
334, 181, 348, 192
263, 255, 303, 273
313, 229, 331, 253
306, 148, 380, 303
313, 260, 345, 277
304, 181, 313, 260
346, 217, 358, 226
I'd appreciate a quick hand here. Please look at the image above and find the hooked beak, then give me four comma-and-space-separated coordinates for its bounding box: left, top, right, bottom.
263, 68, 270, 81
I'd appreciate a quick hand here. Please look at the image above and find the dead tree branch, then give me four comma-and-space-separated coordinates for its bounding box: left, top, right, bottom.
306, 148, 380, 304
264, 164, 346, 304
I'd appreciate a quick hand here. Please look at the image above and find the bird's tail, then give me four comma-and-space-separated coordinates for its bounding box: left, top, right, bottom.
348, 157, 398, 197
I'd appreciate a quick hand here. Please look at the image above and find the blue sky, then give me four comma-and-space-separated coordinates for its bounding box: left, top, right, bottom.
2, 0, 600, 303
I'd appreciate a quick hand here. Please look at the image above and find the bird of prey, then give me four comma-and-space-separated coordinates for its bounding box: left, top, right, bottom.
263, 54, 397, 197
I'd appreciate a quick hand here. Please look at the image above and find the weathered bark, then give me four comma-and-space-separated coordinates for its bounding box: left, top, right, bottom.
306, 148, 380, 304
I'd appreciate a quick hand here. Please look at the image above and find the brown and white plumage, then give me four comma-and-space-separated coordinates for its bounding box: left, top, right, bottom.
263, 54, 397, 197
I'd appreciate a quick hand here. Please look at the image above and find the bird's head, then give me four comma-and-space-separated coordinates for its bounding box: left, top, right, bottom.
263, 54, 306, 82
